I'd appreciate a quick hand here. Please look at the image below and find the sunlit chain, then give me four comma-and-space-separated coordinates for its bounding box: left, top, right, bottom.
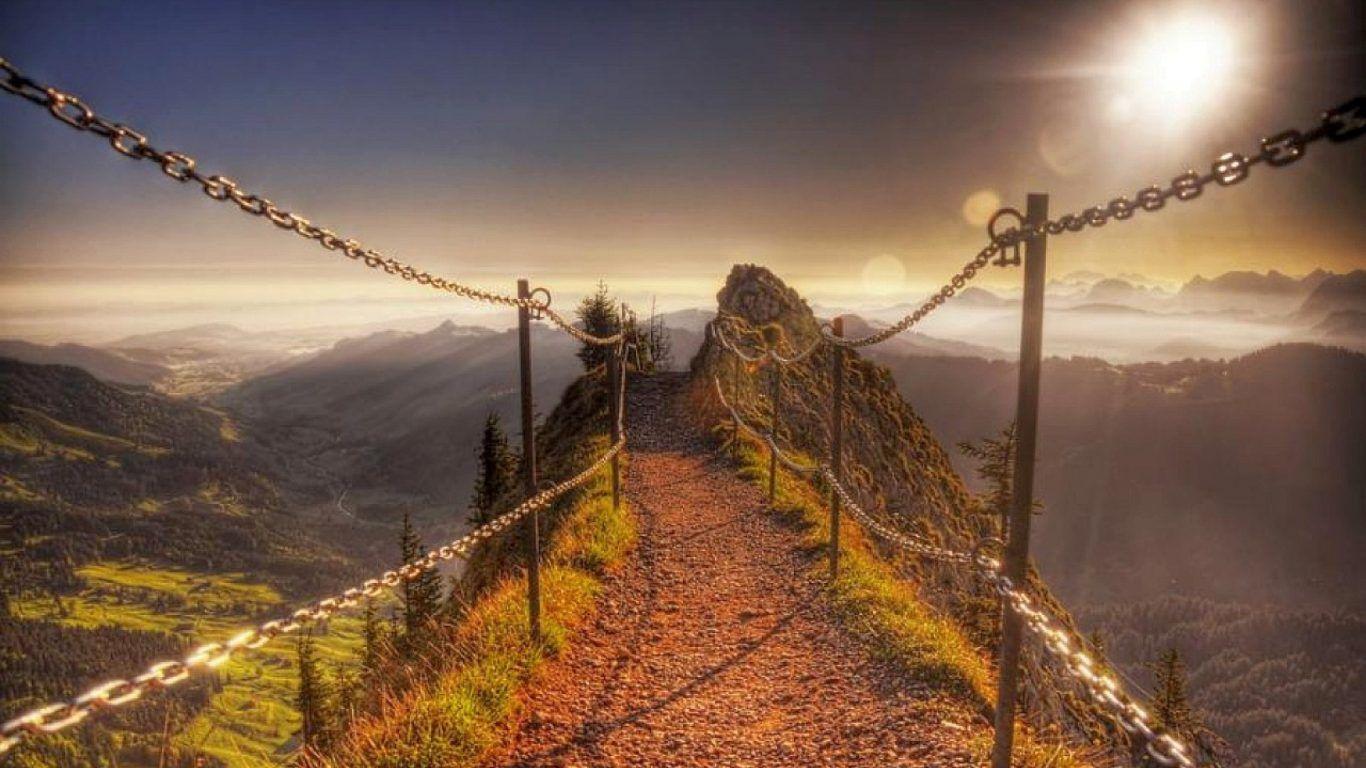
822, 469, 975, 565
0, 434, 625, 756
831, 485, 1196, 765
0, 57, 621, 347
711, 316, 825, 365
712, 373, 1196, 766
825, 96, 1364, 351
821, 239, 1006, 348
711, 376, 819, 475
977, 566, 1196, 768
991, 96, 1366, 247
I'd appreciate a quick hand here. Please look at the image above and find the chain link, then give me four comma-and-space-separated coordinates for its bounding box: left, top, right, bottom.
0, 56, 623, 346
710, 315, 825, 365
826, 95, 1363, 351
710, 376, 1195, 766
822, 240, 1006, 348
0, 433, 625, 755
991, 96, 1365, 247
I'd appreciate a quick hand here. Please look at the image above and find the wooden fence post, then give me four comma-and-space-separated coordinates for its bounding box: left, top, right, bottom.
829, 317, 845, 579
990, 193, 1049, 768
608, 329, 622, 512
768, 362, 781, 502
730, 352, 740, 460
516, 279, 541, 642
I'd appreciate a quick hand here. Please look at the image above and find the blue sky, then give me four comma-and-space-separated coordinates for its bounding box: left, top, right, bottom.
1, 0, 1363, 337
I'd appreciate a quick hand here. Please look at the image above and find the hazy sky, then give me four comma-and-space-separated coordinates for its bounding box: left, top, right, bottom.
1, 0, 1363, 338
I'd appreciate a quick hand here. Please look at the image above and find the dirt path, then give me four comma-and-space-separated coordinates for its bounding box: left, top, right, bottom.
490, 373, 979, 767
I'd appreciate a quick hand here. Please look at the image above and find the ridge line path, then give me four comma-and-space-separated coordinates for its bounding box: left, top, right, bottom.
490, 373, 979, 767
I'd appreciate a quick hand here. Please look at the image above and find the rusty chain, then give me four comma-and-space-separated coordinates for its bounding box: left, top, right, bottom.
822, 239, 1008, 348
711, 375, 1195, 766
990, 96, 1366, 246
711, 315, 825, 365
827, 95, 1363, 350
0, 433, 625, 756
0, 56, 620, 348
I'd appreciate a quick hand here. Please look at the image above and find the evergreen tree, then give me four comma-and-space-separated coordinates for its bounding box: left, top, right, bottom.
398, 511, 443, 641
361, 598, 383, 675
1089, 629, 1106, 655
469, 413, 515, 526
643, 296, 673, 372
333, 663, 359, 724
574, 280, 620, 371
295, 630, 332, 750
957, 422, 1042, 535
1150, 647, 1195, 734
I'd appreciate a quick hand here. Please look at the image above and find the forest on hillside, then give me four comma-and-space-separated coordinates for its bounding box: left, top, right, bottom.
873, 343, 1366, 767
0, 358, 369, 766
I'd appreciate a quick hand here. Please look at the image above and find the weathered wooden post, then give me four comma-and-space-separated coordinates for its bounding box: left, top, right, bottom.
768, 361, 781, 502
608, 322, 622, 512
829, 316, 845, 579
990, 193, 1049, 768
730, 351, 740, 460
516, 279, 541, 642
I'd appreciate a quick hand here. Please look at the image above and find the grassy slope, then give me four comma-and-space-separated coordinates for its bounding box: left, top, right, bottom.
723, 428, 1092, 768
11, 560, 367, 767
317, 435, 634, 767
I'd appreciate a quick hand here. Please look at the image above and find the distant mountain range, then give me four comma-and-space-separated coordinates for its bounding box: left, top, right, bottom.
0, 340, 171, 386
219, 320, 583, 519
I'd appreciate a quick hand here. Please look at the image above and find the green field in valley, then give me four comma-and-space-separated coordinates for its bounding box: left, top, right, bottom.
14, 560, 370, 768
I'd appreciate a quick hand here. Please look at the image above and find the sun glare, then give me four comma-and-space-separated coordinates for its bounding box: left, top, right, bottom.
1125, 12, 1239, 120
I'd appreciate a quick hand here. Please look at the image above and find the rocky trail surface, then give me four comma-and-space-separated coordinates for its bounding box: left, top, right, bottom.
489, 373, 982, 767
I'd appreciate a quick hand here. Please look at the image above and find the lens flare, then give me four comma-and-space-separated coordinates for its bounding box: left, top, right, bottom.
1125, 13, 1238, 119
861, 255, 906, 296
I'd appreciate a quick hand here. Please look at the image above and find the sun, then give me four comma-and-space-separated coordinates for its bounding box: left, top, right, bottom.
1124, 12, 1239, 119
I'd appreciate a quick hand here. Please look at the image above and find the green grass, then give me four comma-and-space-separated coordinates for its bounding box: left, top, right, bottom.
10, 560, 370, 767
726, 431, 1090, 768
178, 615, 368, 768
320, 438, 634, 767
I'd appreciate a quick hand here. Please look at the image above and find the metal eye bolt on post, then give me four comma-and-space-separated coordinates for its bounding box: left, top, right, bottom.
517, 278, 541, 642
990, 193, 1049, 768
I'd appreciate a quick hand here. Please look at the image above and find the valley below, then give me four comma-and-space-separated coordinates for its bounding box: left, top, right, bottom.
2, 266, 1363, 767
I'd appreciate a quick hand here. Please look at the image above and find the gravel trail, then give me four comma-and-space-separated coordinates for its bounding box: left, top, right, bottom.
490, 373, 979, 767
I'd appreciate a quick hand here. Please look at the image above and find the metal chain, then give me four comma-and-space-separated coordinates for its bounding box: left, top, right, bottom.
977, 566, 1195, 768
711, 315, 825, 365
0, 433, 625, 756
711, 376, 819, 475
823, 469, 975, 564
826, 95, 1363, 351
821, 239, 1005, 348
710, 379, 1195, 766
829, 471, 1196, 765
991, 96, 1365, 247
0, 56, 622, 347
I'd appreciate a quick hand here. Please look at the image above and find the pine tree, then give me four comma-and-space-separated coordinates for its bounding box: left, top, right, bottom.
333, 663, 359, 724
398, 511, 443, 642
361, 598, 383, 675
574, 280, 620, 371
957, 422, 1042, 535
295, 630, 332, 750
469, 413, 514, 526
644, 296, 673, 372
1150, 647, 1194, 734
